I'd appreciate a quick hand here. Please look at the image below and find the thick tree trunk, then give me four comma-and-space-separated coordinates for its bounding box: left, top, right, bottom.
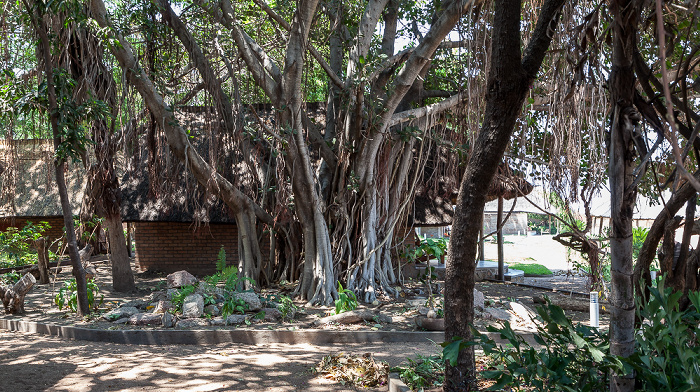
34, 237, 50, 284
105, 216, 134, 292
0, 273, 36, 314
444, 0, 565, 389
608, 1, 640, 390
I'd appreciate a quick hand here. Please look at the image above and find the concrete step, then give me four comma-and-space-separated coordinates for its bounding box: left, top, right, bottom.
504, 269, 525, 283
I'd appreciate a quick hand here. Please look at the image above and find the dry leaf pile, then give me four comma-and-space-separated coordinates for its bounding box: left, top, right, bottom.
314, 352, 389, 387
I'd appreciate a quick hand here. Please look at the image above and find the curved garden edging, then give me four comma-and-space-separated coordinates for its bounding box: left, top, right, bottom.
0, 318, 445, 346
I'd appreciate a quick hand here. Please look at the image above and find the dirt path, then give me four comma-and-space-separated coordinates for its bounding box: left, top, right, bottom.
0, 329, 439, 392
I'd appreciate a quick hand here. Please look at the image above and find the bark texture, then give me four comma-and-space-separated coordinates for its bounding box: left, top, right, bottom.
608, 1, 641, 390
444, 0, 565, 389
0, 273, 36, 314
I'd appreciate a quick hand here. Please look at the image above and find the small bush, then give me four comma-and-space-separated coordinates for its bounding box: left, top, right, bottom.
626, 277, 700, 391
55, 278, 103, 312
334, 281, 358, 315
443, 300, 622, 391
391, 354, 445, 391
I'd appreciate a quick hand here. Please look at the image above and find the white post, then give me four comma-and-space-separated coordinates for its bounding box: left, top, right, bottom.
590, 291, 599, 328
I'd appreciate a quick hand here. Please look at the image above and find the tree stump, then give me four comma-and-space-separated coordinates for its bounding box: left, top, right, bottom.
34, 237, 50, 284
0, 273, 36, 314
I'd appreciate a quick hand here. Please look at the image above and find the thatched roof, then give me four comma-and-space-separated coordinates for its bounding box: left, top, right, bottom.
0, 139, 86, 218
485, 163, 534, 202
407, 195, 454, 227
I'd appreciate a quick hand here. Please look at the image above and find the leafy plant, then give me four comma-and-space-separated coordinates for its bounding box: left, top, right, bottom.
443, 300, 622, 391
277, 295, 297, 320
0, 271, 21, 285
204, 246, 254, 291
0, 221, 51, 268
171, 284, 196, 312
221, 296, 248, 318
391, 354, 445, 391
625, 276, 700, 391
55, 278, 103, 312
334, 281, 358, 315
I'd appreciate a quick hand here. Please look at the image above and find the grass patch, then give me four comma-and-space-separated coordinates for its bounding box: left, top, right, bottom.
508, 262, 553, 276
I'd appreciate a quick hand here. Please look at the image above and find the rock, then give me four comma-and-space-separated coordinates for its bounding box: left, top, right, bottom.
417, 306, 430, 316
204, 304, 220, 317
152, 300, 173, 314
167, 270, 198, 289
426, 309, 438, 319
162, 312, 175, 328
182, 294, 204, 318
474, 289, 485, 311
112, 317, 129, 325
261, 307, 282, 322
128, 313, 163, 326
232, 292, 262, 311
414, 316, 444, 331
166, 289, 179, 300
406, 298, 428, 308
84, 263, 98, 281
508, 302, 538, 324
121, 299, 149, 310
484, 307, 512, 321
224, 314, 247, 325
196, 282, 226, 297
371, 300, 380, 306
147, 291, 169, 303
176, 318, 211, 329
102, 306, 140, 321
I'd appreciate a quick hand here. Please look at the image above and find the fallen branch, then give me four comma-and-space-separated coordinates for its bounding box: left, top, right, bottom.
311, 309, 392, 326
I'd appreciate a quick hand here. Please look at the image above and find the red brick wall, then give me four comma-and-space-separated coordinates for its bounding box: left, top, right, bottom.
0, 217, 65, 252
133, 221, 242, 276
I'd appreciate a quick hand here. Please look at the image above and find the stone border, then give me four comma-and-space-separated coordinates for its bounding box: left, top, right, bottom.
389, 372, 410, 392
0, 318, 444, 346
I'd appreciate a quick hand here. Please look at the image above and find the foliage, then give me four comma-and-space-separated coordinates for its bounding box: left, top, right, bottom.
0, 272, 21, 286
632, 227, 649, 262
314, 353, 389, 388
334, 281, 358, 315
171, 284, 196, 312
55, 278, 103, 312
277, 295, 297, 320
391, 354, 445, 391
527, 213, 557, 235
204, 246, 254, 291
74, 215, 105, 243
507, 263, 553, 276
0, 221, 51, 268
221, 296, 248, 318
415, 236, 449, 260
443, 301, 622, 391
625, 277, 700, 391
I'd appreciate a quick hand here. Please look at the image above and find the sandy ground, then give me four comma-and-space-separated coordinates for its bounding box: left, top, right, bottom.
0, 329, 439, 392
0, 235, 601, 391
483, 234, 576, 271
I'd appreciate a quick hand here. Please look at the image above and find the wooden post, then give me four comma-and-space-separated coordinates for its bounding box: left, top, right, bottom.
478, 227, 485, 262
497, 196, 504, 281
34, 237, 50, 284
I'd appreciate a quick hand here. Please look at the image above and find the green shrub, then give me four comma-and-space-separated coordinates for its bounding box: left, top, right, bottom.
443, 300, 622, 391
204, 246, 254, 291
507, 262, 552, 276
55, 278, 103, 312
0, 221, 51, 268
0, 271, 21, 285
391, 354, 445, 391
171, 284, 196, 312
625, 277, 700, 391
221, 296, 248, 318
334, 281, 358, 315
